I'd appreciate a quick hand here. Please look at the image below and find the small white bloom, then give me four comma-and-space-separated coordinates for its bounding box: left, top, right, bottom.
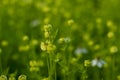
30, 20, 40, 27
64, 37, 71, 43
92, 58, 106, 68
75, 47, 88, 55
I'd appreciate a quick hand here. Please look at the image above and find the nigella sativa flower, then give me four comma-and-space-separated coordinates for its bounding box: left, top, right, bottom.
92, 57, 106, 68
74, 47, 88, 55
30, 19, 40, 27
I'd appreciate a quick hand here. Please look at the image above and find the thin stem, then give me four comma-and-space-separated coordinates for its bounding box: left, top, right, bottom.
54, 62, 57, 80
47, 54, 50, 79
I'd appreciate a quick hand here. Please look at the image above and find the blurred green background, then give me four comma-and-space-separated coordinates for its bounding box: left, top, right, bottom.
0, 0, 120, 80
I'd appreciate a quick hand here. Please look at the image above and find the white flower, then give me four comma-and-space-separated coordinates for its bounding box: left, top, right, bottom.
64, 37, 71, 43
92, 58, 105, 68
74, 47, 88, 55
30, 20, 40, 27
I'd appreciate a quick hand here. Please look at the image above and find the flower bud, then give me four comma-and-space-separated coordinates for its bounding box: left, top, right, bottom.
0, 75, 7, 80
18, 75, 27, 80
40, 42, 47, 51
110, 46, 118, 54
84, 60, 91, 67
1, 40, 8, 47
107, 32, 114, 38
67, 19, 74, 26
44, 24, 52, 32
44, 31, 49, 38
22, 35, 29, 41
47, 43, 56, 53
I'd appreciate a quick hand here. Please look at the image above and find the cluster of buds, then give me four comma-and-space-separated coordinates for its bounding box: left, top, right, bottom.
9, 76, 16, 80
40, 24, 56, 53
58, 37, 71, 44
43, 24, 52, 38
0, 75, 27, 80
19, 45, 30, 52
84, 60, 91, 67
29, 60, 41, 72
40, 41, 56, 53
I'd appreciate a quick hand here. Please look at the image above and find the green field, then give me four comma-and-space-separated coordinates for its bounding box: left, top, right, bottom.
0, 0, 120, 80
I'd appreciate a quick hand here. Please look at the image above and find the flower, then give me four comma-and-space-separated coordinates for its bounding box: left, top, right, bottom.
64, 37, 71, 43
30, 19, 40, 27
74, 47, 88, 55
92, 57, 106, 68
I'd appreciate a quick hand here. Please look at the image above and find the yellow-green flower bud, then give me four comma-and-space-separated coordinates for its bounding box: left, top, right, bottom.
9, 76, 16, 80
18, 75, 27, 80
44, 24, 52, 32
70, 58, 77, 64
22, 35, 29, 41
96, 18, 101, 24
29, 67, 39, 72
117, 75, 120, 80
107, 32, 114, 38
0, 75, 7, 80
40, 42, 47, 51
67, 19, 74, 26
58, 38, 65, 44
42, 77, 49, 80
29, 60, 39, 67
110, 46, 118, 54
107, 21, 113, 27
94, 44, 100, 50
31, 39, 38, 46
84, 60, 91, 67
47, 43, 56, 53
1, 40, 8, 47
88, 40, 94, 46
44, 31, 49, 38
